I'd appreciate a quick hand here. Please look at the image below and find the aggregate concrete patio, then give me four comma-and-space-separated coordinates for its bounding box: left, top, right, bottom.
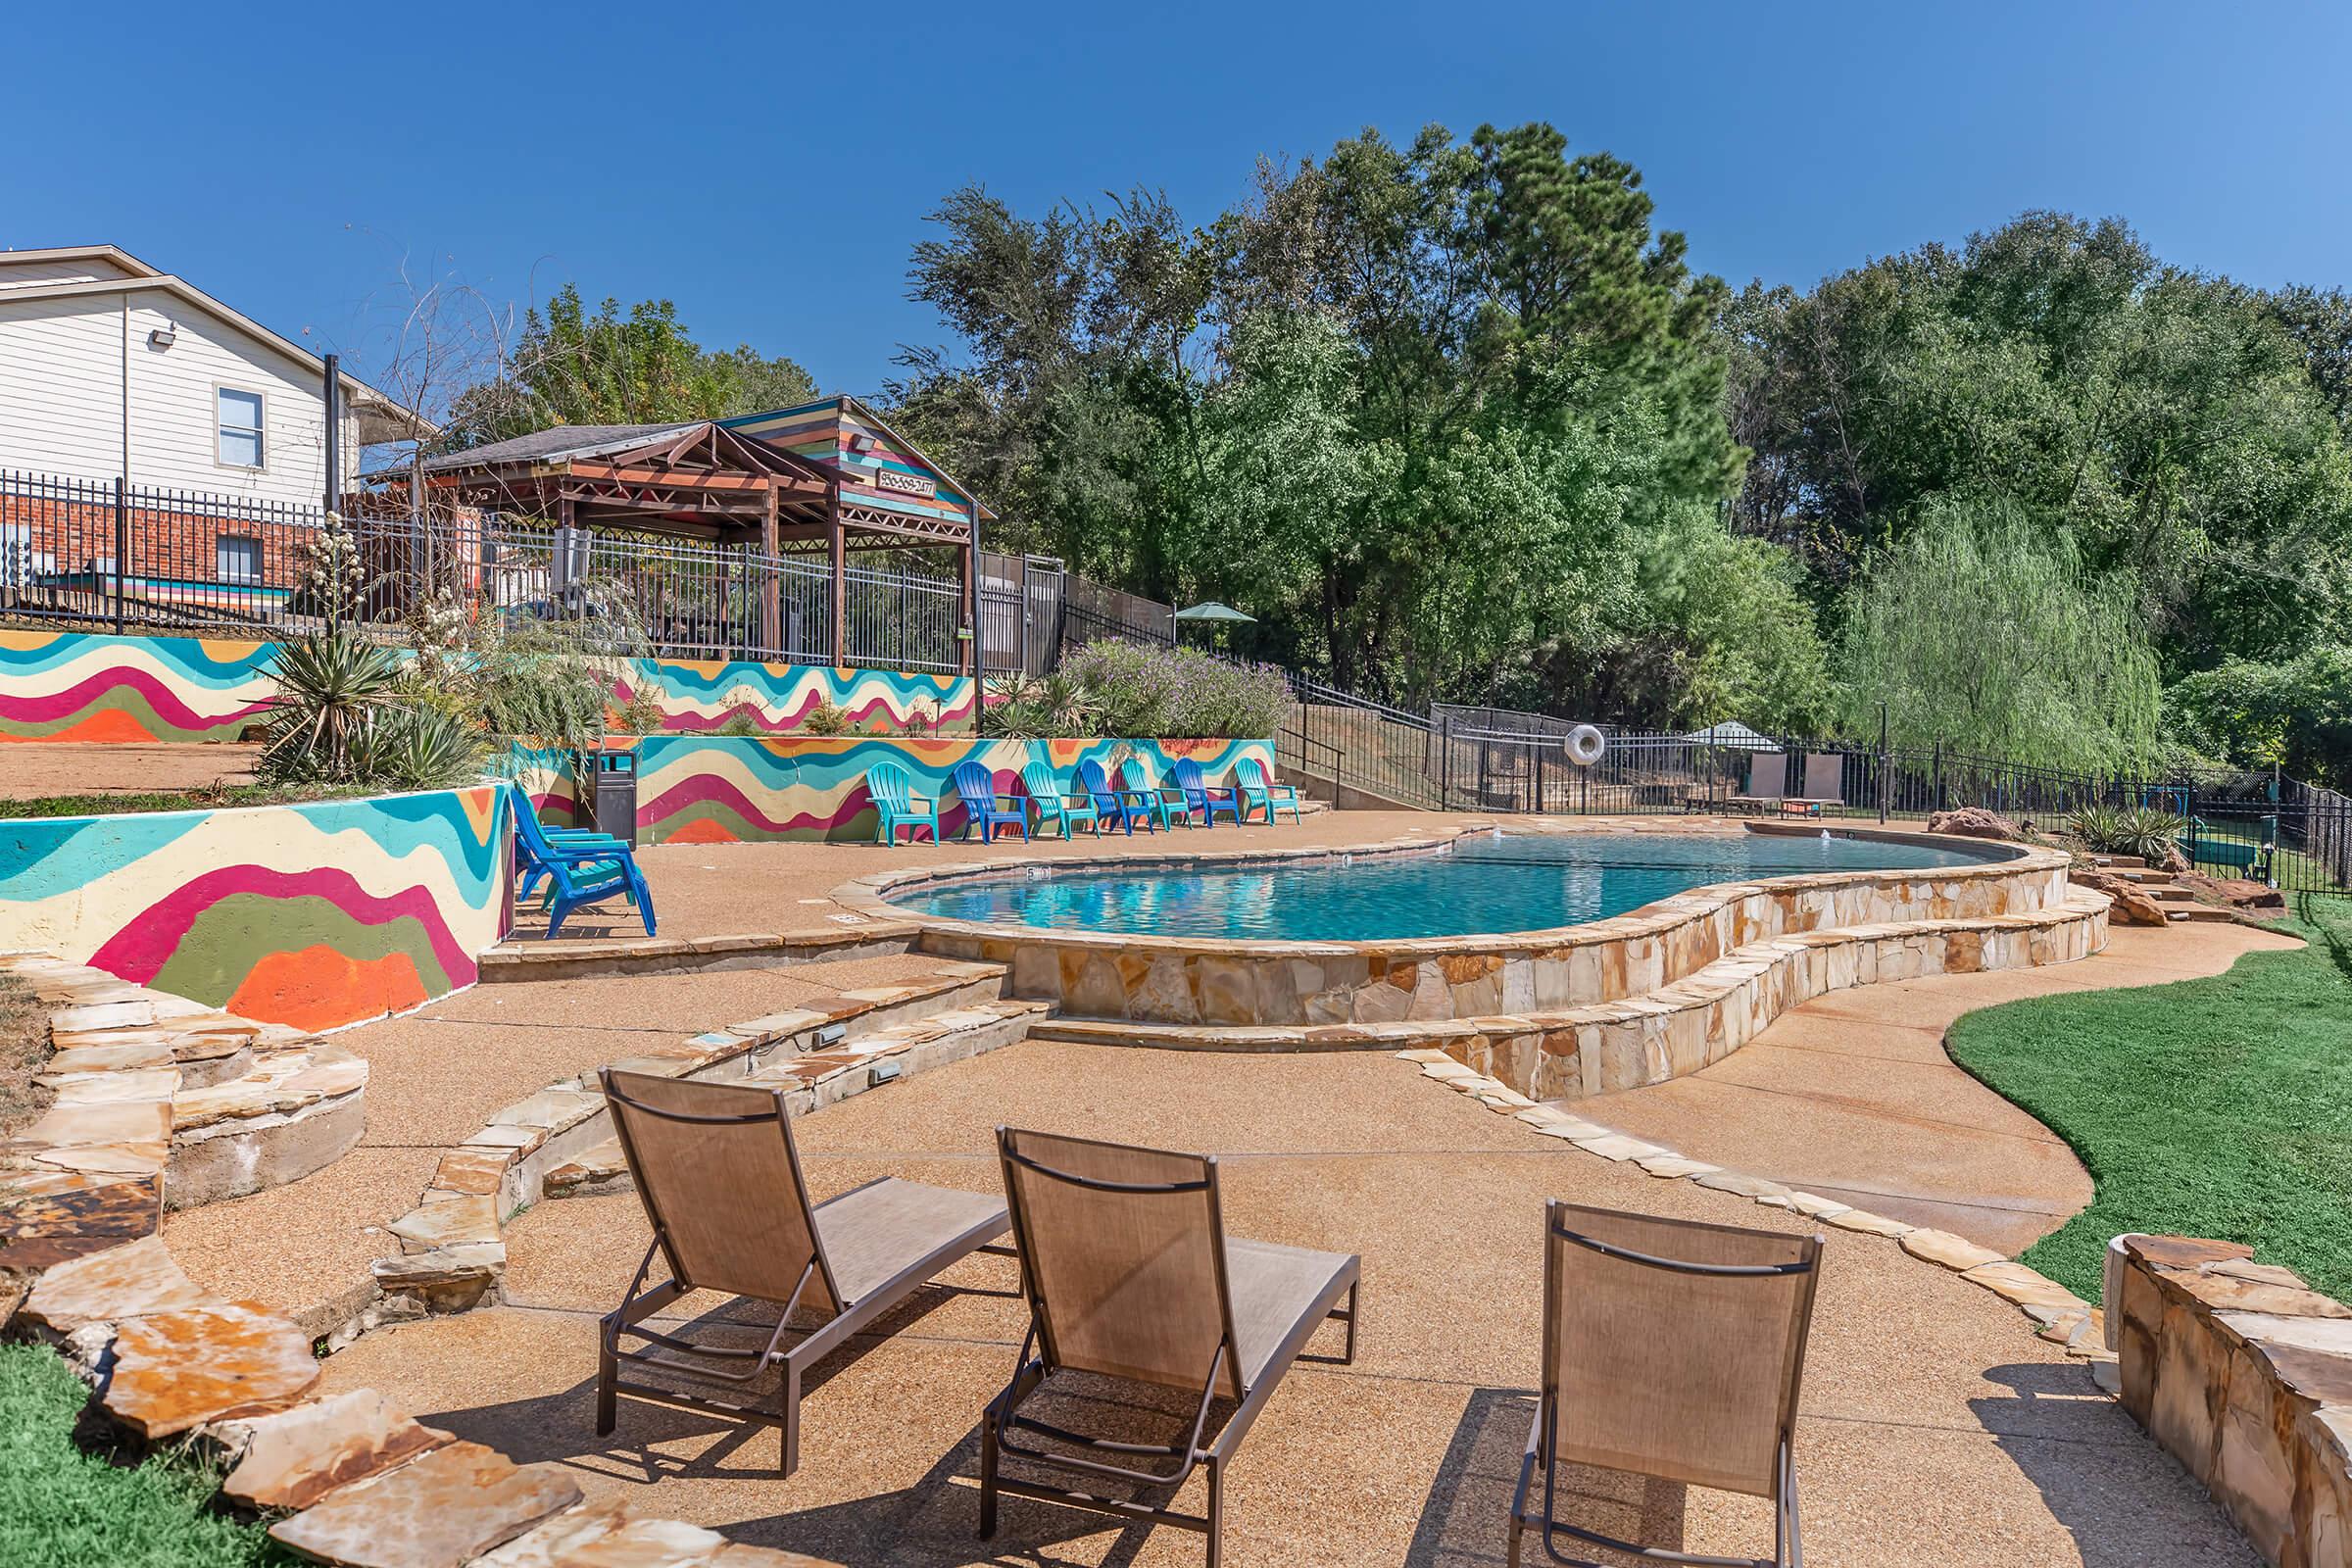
310, 1036, 2258, 1568
145, 812, 2297, 1564
1587, 921, 2302, 1255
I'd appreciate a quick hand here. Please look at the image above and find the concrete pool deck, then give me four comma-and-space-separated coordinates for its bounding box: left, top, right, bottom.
307, 1037, 2259, 1568
1585, 920, 2301, 1255
147, 814, 2297, 1563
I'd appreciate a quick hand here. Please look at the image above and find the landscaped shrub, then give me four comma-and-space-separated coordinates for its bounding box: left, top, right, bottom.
2069, 804, 2183, 863
802, 701, 855, 736
990, 642, 1290, 739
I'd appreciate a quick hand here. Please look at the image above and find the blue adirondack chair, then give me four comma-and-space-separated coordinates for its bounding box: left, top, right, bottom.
507, 783, 633, 906
866, 760, 941, 845
1235, 757, 1303, 824
507, 784, 656, 938
1077, 758, 1157, 835
1020, 761, 1100, 839
1114, 758, 1182, 831
1171, 757, 1242, 827
952, 760, 1029, 843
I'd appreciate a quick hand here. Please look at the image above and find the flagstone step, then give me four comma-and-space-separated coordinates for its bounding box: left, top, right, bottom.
1030, 893, 2110, 1102
545, 998, 1056, 1200
478, 921, 922, 983
2168, 903, 2242, 923
0, 956, 367, 1217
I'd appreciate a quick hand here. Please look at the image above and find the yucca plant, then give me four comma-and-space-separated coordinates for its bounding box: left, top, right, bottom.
260, 627, 407, 783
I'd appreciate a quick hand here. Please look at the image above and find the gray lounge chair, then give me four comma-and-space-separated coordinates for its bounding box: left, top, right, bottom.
1791, 753, 1844, 812
980, 1127, 1361, 1567
1731, 753, 1788, 815
1509, 1200, 1823, 1568
595, 1067, 1012, 1476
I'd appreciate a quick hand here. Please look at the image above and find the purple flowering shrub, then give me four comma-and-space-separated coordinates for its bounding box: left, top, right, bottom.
997, 640, 1290, 739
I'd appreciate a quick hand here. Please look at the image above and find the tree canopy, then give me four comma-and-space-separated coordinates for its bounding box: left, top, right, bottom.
445, 283, 817, 447
891, 151, 2352, 779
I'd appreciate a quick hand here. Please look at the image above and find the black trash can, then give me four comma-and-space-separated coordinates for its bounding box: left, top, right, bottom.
580, 748, 640, 846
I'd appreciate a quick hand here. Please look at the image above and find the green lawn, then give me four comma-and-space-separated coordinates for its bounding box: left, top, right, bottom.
0, 1345, 293, 1568
1946, 897, 2352, 1301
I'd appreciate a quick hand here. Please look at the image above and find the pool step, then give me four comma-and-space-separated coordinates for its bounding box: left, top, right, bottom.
1028, 896, 2112, 1090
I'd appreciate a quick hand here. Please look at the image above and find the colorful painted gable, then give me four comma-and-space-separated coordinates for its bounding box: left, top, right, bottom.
721, 396, 982, 537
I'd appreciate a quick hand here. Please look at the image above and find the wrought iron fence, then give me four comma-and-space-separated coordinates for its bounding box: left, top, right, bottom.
0, 469, 973, 672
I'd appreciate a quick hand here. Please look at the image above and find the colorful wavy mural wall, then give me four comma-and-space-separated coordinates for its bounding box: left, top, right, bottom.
0, 630, 275, 743
0, 630, 972, 745
611, 659, 974, 735
516, 736, 1277, 845
0, 786, 513, 1032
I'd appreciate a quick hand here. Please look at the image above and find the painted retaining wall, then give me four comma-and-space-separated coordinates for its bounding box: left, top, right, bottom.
0, 628, 972, 744
515, 735, 1276, 845
0, 785, 513, 1032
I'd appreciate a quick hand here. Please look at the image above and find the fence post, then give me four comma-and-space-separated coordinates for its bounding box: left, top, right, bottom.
111, 476, 127, 634
1931, 739, 1942, 816
1878, 705, 1890, 824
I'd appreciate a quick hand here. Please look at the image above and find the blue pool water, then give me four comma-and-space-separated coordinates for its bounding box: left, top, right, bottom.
891, 831, 2001, 942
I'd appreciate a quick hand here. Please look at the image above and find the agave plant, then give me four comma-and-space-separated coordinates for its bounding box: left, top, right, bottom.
2069, 803, 2183, 862
260, 627, 407, 783
344, 705, 489, 790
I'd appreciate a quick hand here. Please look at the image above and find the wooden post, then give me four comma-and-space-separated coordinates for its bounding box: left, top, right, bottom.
959, 538, 977, 677
828, 513, 847, 666
759, 483, 781, 657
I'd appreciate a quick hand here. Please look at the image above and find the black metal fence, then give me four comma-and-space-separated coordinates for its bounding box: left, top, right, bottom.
0, 469, 973, 672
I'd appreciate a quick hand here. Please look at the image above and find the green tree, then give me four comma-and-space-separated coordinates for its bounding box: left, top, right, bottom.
445, 284, 815, 446
1838, 498, 2163, 770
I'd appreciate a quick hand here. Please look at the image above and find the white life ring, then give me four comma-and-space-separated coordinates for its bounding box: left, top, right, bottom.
1563, 724, 1606, 766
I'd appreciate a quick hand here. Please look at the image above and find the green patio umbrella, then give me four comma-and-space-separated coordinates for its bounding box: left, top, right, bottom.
1173, 601, 1256, 625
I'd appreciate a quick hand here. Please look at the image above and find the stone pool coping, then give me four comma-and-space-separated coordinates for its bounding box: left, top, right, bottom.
833, 818, 2073, 1030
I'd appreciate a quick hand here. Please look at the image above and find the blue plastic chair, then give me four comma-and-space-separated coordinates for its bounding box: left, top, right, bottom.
1076, 758, 1157, 836
1117, 758, 1180, 831
507, 782, 631, 904
952, 760, 1029, 843
1235, 757, 1302, 825
507, 783, 656, 938
1171, 758, 1241, 827
1020, 762, 1099, 839
866, 760, 941, 845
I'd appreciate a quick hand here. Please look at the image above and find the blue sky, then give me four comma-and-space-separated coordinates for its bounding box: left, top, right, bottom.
7, 1, 2346, 401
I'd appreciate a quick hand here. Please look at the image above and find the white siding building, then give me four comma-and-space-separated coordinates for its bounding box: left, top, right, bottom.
0, 245, 423, 509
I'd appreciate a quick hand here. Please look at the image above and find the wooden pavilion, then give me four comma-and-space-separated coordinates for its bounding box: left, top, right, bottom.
415, 409, 984, 669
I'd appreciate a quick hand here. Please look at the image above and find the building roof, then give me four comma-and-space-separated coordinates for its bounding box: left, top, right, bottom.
722, 393, 997, 521
0, 244, 434, 442
417, 422, 698, 471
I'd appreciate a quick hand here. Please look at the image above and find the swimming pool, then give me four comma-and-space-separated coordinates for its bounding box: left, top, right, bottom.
887, 829, 2004, 942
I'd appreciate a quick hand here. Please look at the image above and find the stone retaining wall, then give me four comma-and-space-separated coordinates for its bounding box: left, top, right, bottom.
2115, 1235, 2352, 1566
861, 822, 2073, 1030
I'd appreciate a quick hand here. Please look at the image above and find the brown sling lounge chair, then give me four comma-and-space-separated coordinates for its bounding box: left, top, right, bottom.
1730, 753, 1788, 815
595, 1067, 1012, 1476
1509, 1200, 1823, 1568
980, 1127, 1361, 1568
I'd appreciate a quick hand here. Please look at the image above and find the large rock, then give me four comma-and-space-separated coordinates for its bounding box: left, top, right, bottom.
2181, 871, 2286, 911
1925, 808, 2022, 842
104, 1300, 320, 1438
19, 1234, 207, 1334
269, 1440, 582, 1568
2073, 870, 2172, 926
220, 1390, 452, 1510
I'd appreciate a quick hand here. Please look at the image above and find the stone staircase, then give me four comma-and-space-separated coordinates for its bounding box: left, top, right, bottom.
364, 958, 1053, 1333
2087, 855, 2239, 924
0, 955, 367, 1244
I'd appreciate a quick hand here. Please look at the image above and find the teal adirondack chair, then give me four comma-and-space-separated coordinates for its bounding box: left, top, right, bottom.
1235, 757, 1302, 824
1118, 758, 1181, 831
866, 761, 941, 845
1020, 761, 1099, 839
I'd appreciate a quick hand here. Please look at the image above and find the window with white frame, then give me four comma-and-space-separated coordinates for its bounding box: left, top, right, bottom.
216, 534, 263, 583
217, 388, 265, 468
